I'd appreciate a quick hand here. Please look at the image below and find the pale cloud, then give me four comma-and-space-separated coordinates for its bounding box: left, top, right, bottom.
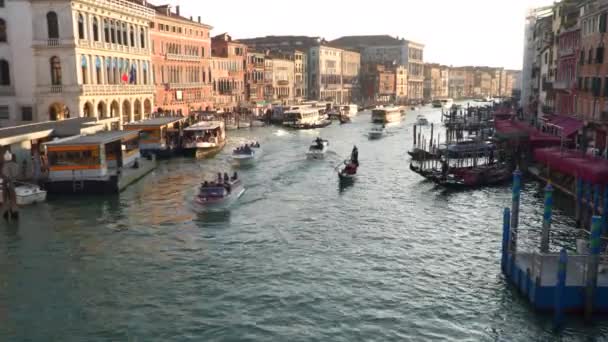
161, 0, 556, 70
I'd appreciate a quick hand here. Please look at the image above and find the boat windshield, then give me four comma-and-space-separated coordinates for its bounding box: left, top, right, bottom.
199, 186, 226, 198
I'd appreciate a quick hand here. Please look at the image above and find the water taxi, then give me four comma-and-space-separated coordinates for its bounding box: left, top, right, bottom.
232, 143, 261, 166
123, 117, 188, 158
182, 121, 226, 158
44, 131, 156, 193
193, 173, 245, 211
368, 126, 385, 140
416, 115, 429, 126
371, 106, 402, 123
307, 137, 329, 160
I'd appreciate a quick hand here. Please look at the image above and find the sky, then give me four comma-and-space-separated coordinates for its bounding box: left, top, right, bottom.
162, 0, 554, 70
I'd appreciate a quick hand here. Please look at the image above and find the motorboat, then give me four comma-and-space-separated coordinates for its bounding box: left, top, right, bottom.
182, 121, 227, 158
0, 180, 47, 206
415, 115, 429, 126
193, 174, 245, 211
306, 138, 329, 160
368, 126, 385, 139
232, 143, 261, 166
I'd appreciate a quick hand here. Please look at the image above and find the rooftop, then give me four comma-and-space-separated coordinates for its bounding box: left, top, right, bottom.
45, 131, 140, 147
331, 35, 424, 49
124, 117, 187, 127
0, 118, 94, 140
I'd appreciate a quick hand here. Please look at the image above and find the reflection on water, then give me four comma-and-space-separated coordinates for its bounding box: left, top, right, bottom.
2, 106, 608, 341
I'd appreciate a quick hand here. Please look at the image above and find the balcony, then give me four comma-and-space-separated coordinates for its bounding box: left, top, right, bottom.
166, 54, 201, 62
277, 80, 289, 86
81, 84, 155, 96
553, 79, 574, 90
558, 47, 574, 57
167, 83, 209, 90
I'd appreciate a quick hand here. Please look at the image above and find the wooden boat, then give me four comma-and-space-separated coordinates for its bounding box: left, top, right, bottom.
182, 121, 226, 158
337, 146, 359, 181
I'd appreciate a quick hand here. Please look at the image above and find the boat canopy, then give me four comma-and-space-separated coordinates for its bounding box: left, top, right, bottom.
185, 121, 223, 132
543, 115, 583, 138
534, 147, 608, 184
494, 119, 562, 147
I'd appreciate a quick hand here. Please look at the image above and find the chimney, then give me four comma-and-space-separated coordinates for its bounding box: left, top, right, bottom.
176, 5, 180, 16
198, 16, 201, 23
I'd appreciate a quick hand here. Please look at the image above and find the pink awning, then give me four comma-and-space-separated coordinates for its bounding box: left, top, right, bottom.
534, 147, 608, 184
544, 115, 583, 137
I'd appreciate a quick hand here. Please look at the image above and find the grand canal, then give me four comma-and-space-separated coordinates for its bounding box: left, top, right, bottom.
2, 106, 608, 341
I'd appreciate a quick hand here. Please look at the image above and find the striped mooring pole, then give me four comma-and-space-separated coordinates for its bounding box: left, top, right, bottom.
585, 216, 602, 321
510, 169, 522, 254
540, 183, 554, 253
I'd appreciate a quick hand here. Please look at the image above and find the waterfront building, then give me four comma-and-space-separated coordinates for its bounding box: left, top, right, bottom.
423, 63, 449, 100
0, 0, 35, 127
149, 5, 213, 115
554, 7, 580, 118
268, 56, 295, 103
361, 64, 396, 104
245, 51, 265, 105
308, 45, 360, 104
31, 0, 155, 128
211, 33, 246, 111
330, 35, 424, 103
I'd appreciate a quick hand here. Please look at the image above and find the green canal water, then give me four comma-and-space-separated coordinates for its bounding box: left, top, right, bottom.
1, 105, 608, 341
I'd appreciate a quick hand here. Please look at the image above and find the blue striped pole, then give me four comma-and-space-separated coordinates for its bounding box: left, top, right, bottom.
603, 185, 608, 235
576, 177, 583, 226
585, 216, 602, 321
594, 184, 601, 215
541, 183, 554, 253
586, 181, 593, 228
501, 207, 511, 273
510, 169, 522, 254
554, 248, 568, 329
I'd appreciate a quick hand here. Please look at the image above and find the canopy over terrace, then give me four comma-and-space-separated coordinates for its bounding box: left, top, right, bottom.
534, 147, 608, 184
543, 115, 583, 138
494, 119, 562, 147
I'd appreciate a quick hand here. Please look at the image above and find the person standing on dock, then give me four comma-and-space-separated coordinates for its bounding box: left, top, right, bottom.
1, 151, 18, 220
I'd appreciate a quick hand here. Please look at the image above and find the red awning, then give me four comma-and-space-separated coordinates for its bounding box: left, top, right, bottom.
544, 115, 583, 137
495, 119, 563, 147
534, 147, 608, 184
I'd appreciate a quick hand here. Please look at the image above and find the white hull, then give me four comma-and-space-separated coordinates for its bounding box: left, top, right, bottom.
0, 183, 47, 206
232, 153, 256, 165
306, 148, 327, 160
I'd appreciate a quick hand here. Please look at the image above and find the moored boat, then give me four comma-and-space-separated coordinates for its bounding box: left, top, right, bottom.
0, 180, 47, 206
193, 172, 245, 211
306, 137, 329, 160
182, 121, 226, 158
123, 116, 188, 158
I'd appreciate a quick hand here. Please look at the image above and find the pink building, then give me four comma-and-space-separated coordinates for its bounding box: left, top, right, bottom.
554, 27, 580, 117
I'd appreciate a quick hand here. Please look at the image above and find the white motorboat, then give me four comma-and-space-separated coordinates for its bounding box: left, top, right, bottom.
368, 126, 385, 139
306, 138, 329, 160
232, 143, 261, 166
192, 177, 245, 211
0, 181, 47, 206
416, 115, 429, 126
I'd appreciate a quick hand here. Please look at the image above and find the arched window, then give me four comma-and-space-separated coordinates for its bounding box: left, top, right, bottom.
105, 58, 112, 84
110, 20, 116, 44
103, 19, 109, 43
143, 62, 148, 85
50, 56, 61, 85
140, 28, 145, 49
129, 25, 135, 47
0, 59, 9, 85
77, 14, 84, 39
116, 21, 122, 45
130, 63, 137, 84
47, 12, 59, 39
95, 57, 101, 84
92, 17, 99, 41
0, 18, 6, 42
122, 23, 127, 46
81, 55, 88, 84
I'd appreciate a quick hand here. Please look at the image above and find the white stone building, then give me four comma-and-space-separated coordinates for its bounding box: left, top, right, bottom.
0, 0, 36, 127
308, 45, 360, 104
31, 0, 155, 127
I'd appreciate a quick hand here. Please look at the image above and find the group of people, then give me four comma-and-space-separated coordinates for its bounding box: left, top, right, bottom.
199, 172, 239, 195
233, 142, 260, 155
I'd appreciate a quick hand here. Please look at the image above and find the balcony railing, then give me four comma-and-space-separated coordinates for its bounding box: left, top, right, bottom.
167, 83, 210, 90
50, 85, 63, 93
166, 54, 201, 62
558, 47, 574, 57
81, 84, 155, 95
79, 0, 155, 19
553, 79, 574, 90
48, 39, 59, 47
